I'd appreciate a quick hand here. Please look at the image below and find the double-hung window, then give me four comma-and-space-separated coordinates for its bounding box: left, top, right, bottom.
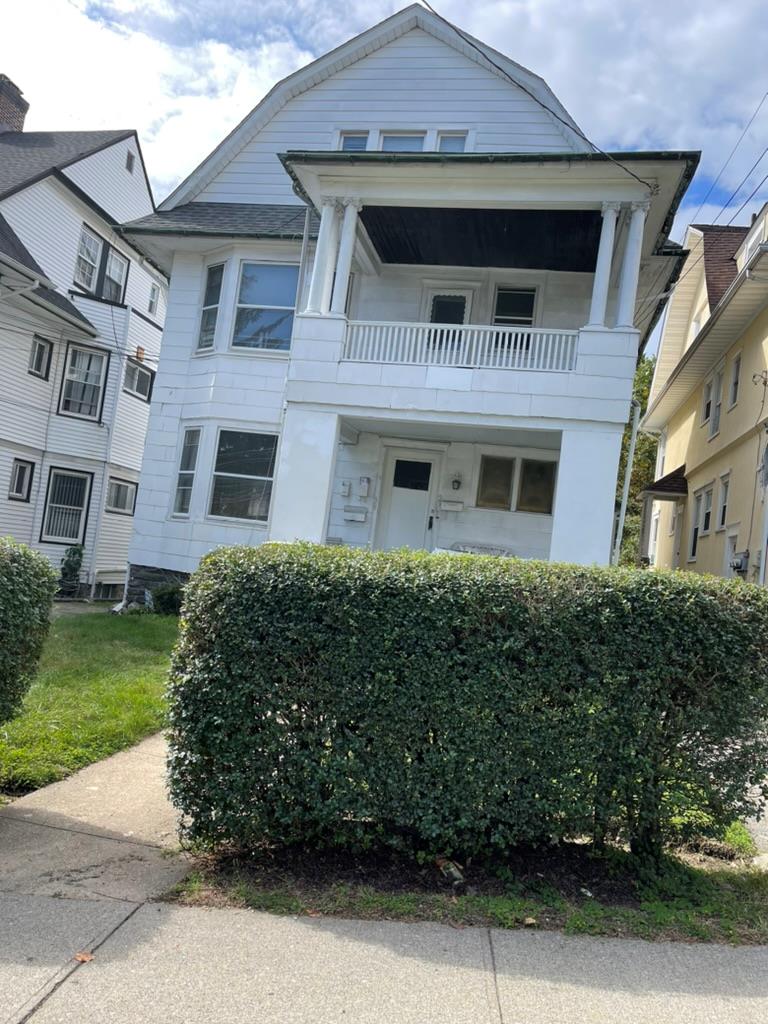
8, 459, 34, 501
476, 454, 556, 514
28, 335, 53, 380
173, 428, 201, 516
60, 345, 107, 420
41, 469, 91, 544
232, 263, 299, 351
148, 283, 160, 316
103, 250, 128, 302
690, 492, 703, 559
105, 477, 136, 515
74, 226, 102, 291
718, 476, 730, 530
710, 370, 723, 436
729, 354, 741, 407
197, 264, 224, 351
209, 429, 277, 521
123, 360, 154, 402
437, 132, 467, 152
494, 288, 536, 327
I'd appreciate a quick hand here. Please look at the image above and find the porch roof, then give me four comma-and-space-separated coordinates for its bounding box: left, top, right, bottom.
642, 463, 688, 500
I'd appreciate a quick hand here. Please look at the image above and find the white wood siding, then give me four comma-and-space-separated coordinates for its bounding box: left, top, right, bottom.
197, 28, 575, 205
63, 136, 153, 224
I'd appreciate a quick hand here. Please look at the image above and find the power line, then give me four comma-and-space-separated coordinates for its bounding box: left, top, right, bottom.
418, 0, 656, 193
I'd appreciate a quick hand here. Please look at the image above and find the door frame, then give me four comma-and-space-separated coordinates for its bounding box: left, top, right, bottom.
372, 445, 443, 551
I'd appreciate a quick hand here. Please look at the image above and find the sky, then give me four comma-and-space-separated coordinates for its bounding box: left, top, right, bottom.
4, 0, 768, 243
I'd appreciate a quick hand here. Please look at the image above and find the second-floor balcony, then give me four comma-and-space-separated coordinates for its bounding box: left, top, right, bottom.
343, 321, 578, 372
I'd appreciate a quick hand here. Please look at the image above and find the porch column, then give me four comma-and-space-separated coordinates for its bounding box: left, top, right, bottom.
269, 406, 340, 544
587, 201, 620, 327
549, 427, 623, 565
615, 199, 650, 329
330, 199, 361, 314
320, 203, 340, 315
305, 197, 338, 314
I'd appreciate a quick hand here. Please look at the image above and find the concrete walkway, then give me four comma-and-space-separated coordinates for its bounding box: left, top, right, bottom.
2, 737, 768, 1023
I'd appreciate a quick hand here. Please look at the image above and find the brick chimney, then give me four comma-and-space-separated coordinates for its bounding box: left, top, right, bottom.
0, 76, 29, 132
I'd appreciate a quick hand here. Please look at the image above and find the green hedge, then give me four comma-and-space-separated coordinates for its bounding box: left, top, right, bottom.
0, 538, 58, 724
168, 544, 768, 861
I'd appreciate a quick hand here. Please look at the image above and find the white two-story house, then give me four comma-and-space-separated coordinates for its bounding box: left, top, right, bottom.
121, 4, 697, 599
0, 75, 167, 597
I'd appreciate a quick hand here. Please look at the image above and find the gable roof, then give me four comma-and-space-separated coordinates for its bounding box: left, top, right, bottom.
690, 223, 749, 310
0, 212, 94, 329
0, 129, 133, 202
161, 4, 590, 210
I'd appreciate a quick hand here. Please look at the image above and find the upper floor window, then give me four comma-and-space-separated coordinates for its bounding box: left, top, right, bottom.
173, 427, 201, 516
28, 335, 53, 380
718, 475, 730, 530
126, 151, 135, 174
493, 288, 536, 327
340, 132, 368, 151
702, 368, 723, 437
232, 263, 299, 352
729, 353, 741, 407
123, 360, 154, 402
437, 132, 467, 153
74, 226, 102, 291
59, 344, 107, 421
197, 263, 224, 351
148, 283, 160, 316
103, 250, 128, 303
209, 429, 277, 521
73, 225, 129, 303
380, 133, 425, 152
8, 458, 34, 502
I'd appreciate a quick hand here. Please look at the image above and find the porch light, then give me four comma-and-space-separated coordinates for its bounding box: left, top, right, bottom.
451, 474, 462, 491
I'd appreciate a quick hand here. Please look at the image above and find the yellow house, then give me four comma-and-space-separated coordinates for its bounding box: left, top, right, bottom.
642, 212, 768, 583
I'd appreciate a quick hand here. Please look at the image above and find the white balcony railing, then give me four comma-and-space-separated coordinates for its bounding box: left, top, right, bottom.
343, 321, 578, 372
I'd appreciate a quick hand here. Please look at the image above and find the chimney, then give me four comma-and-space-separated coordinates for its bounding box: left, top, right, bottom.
0, 75, 29, 132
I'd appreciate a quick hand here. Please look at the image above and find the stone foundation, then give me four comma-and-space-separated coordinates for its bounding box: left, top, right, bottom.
126, 563, 190, 605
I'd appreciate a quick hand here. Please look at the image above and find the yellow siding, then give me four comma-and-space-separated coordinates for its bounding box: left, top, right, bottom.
653, 305, 768, 582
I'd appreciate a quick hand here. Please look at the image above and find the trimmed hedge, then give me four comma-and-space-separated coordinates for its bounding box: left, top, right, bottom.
0, 538, 58, 724
168, 544, 768, 861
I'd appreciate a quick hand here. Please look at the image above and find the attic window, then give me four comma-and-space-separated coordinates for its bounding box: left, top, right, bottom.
380, 133, 425, 152
126, 151, 135, 174
340, 132, 368, 152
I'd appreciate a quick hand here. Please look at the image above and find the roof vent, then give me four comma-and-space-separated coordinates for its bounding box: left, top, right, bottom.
0, 75, 29, 133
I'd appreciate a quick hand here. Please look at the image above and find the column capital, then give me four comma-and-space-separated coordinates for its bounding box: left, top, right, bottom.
601, 201, 622, 214
319, 195, 338, 209
340, 197, 363, 211
630, 198, 651, 214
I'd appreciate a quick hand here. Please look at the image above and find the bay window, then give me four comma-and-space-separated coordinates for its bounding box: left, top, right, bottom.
232, 263, 299, 351
209, 429, 277, 521
173, 427, 201, 516
197, 263, 224, 350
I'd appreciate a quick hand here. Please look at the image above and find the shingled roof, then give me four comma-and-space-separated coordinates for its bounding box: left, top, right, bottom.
0, 129, 132, 201
0, 212, 93, 327
643, 463, 688, 498
691, 224, 750, 311
121, 202, 318, 239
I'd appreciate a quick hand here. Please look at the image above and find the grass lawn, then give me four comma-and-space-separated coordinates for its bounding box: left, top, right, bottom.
170, 843, 768, 945
0, 611, 177, 794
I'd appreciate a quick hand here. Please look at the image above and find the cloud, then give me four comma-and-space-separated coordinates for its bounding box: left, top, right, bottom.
6, 0, 767, 233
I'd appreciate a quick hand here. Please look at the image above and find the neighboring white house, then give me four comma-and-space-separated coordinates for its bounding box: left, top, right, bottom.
0, 76, 167, 597
121, 4, 697, 599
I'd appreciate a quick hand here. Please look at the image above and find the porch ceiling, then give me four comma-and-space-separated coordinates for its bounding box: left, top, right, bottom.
359, 206, 601, 271
341, 416, 562, 449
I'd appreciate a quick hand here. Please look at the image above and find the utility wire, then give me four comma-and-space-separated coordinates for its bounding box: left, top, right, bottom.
418, 0, 656, 193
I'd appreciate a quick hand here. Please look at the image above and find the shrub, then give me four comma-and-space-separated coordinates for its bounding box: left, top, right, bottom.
152, 582, 184, 616
168, 544, 768, 862
0, 538, 58, 724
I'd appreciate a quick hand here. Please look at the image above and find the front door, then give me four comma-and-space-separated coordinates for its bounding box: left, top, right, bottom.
375, 450, 438, 551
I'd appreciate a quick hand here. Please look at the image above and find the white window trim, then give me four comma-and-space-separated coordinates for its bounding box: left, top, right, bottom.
716, 473, 730, 532
702, 365, 724, 437
206, 426, 278, 526
28, 335, 53, 380
41, 468, 92, 545
196, 262, 226, 354
74, 225, 103, 292
59, 344, 108, 422
123, 360, 154, 402
8, 458, 34, 502
379, 130, 427, 152
171, 425, 203, 519
492, 285, 539, 328
105, 477, 136, 516
103, 249, 129, 303
728, 351, 742, 410
229, 260, 300, 356
700, 484, 714, 537
148, 283, 160, 316
437, 131, 468, 153
688, 491, 703, 562
338, 130, 370, 152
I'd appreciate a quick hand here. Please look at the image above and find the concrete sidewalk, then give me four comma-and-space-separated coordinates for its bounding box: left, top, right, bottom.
2, 736, 768, 1024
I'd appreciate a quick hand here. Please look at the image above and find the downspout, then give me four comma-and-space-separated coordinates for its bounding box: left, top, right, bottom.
611, 398, 641, 565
